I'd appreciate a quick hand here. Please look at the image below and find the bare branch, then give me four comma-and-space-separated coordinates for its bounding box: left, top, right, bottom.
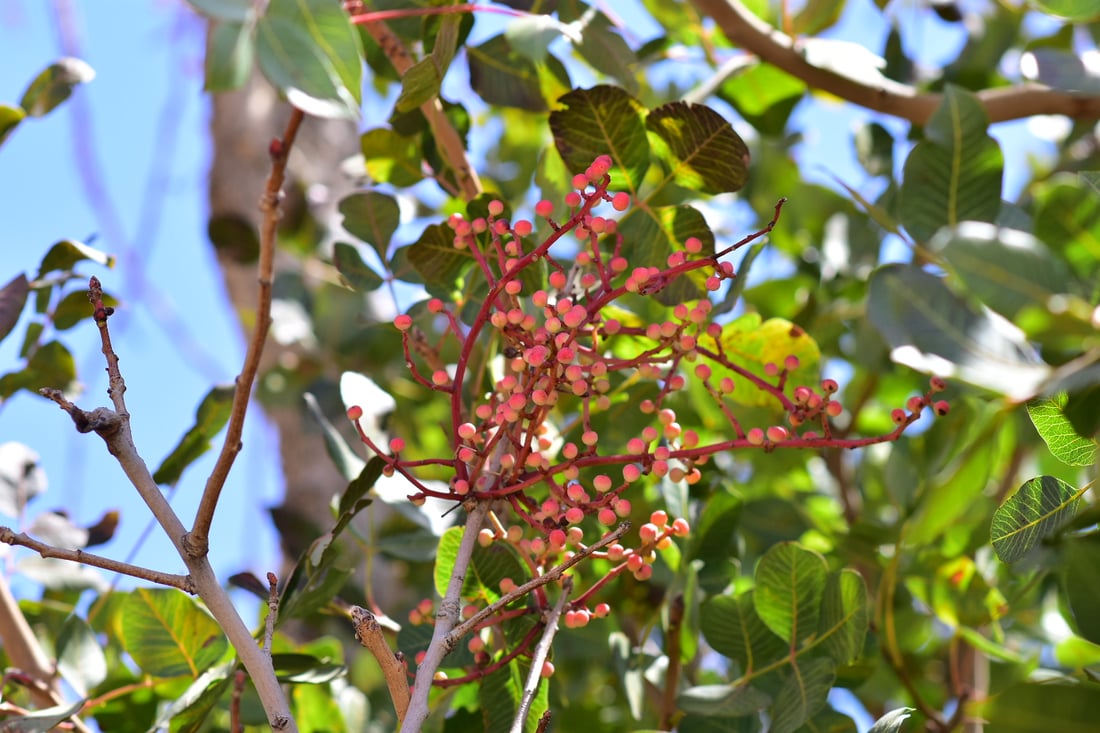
0, 527, 194, 592
401, 500, 489, 732
510, 576, 571, 733
351, 606, 411, 725
690, 0, 1100, 125
43, 282, 298, 731
187, 108, 305, 557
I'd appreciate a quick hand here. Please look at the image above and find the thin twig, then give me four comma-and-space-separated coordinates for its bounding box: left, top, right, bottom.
351, 606, 411, 725
263, 572, 279, 655
187, 109, 305, 558
660, 595, 685, 731
0, 526, 194, 593
690, 0, 1100, 124
510, 576, 572, 733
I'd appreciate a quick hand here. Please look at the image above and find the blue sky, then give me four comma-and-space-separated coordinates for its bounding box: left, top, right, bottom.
1, 2, 281, 600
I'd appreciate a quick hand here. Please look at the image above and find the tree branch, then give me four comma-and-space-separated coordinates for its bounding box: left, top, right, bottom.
690, 0, 1100, 125
401, 500, 488, 733
186, 109, 305, 557
43, 280, 297, 732
0, 526, 193, 592
351, 605, 411, 725
510, 576, 571, 733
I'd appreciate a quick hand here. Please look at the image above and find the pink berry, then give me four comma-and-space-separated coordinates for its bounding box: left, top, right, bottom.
766, 426, 789, 442
612, 192, 630, 211
934, 400, 950, 416
346, 405, 363, 421
821, 378, 839, 394
747, 427, 765, 445
393, 314, 413, 331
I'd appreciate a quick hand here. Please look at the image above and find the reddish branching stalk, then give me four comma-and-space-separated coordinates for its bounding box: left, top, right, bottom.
347, 157, 949, 730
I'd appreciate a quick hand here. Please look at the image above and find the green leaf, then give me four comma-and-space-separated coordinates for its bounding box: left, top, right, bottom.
408, 222, 474, 289
790, 0, 845, 34
395, 57, 442, 113
549, 85, 650, 194
153, 385, 235, 485
56, 615, 107, 696
333, 242, 384, 292
615, 204, 716, 303
979, 682, 1100, 732
1028, 0, 1100, 21
677, 684, 771, 716
336, 456, 382, 524
718, 63, 805, 135
37, 239, 115, 276
19, 58, 95, 117
868, 708, 915, 733
817, 569, 869, 665
205, 20, 254, 92
687, 489, 741, 594
272, 652, 346, 683
256, 0, 362, 120
930, 223, 1073, 321
991, 475, 1083, 564
754, 543, 828, 645
435, 526, 528, 601
898, 85, 1003, 242
1027, 394, 1098, 466
645, 101, 749, 195
339, 191, 400, 262
0, 274, 29, 344
119, 588, 228, 678
504, 14, 567, 64
867, 263, 1051, 400
704, 589, 792, 669
769, 657, 835, 733
571, 12, 638, 93
1062, 534, 1100, 644
150, 661, 234, 733
705, 313, 821, 409
360, 128, 424, 186
855, 121, 895, 177
19, 340, 77, 396
479, 659, 546, 733
0, 699, 86, 732
468, 35, 547, 111
0, 104, 26, 147
52, 289, 118, 330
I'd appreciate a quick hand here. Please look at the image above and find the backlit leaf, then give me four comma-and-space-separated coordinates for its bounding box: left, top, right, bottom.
705, 314, 821, 409
646, 102, 749, 195
754, 543, 828, 645
701, 592, 787, 673
360, 128, 423, 186
0, 104, 25, 147
979, 682, 1100, 732
898, 86, 1003, 242
1027, 394, 1098, 466
991, 475, 1083, 563
333, 243, 384, 292
205, 20, 253, 92
549, 85, 650, 195
120, 588, 228, 678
